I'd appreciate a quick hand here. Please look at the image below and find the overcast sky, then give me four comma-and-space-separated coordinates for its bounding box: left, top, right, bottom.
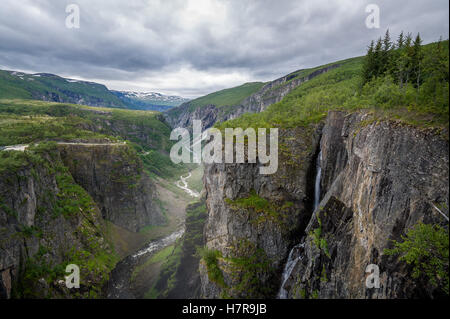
0, 0, 448, 98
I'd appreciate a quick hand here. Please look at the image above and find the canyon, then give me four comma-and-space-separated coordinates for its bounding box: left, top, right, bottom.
1, 38, 448, 299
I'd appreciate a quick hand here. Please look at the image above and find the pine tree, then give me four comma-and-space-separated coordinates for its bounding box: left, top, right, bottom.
411, 33, 424, 88
397, 31, 405, 50
381, 29, 393, 76
362, 40, 376, 85
401, 33, 413, 88
390, 31, 404, 82
373, 37, 383, 78
422, 36, 449, 106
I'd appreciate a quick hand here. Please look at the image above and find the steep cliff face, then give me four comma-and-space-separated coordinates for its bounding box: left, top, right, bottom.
225, 64, 341, 119
200, 126, 322, 298
0, 144, 116, 298
58, 143, 165, 232
166, 104, 219, 130
281, 111, 449, 298
165, 64, 340, 130
0, 140, 167, 298
199, 111, 449, 299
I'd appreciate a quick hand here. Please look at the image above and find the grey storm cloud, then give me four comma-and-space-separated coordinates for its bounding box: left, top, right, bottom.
0, 0, 448, 97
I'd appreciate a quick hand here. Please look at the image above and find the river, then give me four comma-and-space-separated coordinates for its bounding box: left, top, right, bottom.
105, 171, 198, 298
176, 172, 200, 198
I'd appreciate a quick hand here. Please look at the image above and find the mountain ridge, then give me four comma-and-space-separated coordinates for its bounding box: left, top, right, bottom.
0, 69, 189, 112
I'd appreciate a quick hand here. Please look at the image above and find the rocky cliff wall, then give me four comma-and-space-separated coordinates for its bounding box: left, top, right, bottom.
0, 142, 166, 298
58, 143, 165, 232
199, 111, 449, 299
200, 126, 322, 298
0, 145, 115, 298
283, 111, 449, 299
165, 64, 340, 130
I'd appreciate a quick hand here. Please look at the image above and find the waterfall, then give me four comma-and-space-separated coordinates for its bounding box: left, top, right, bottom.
277, 243, 305, 299
314, 150, 322, 211
277, 148, 322, 299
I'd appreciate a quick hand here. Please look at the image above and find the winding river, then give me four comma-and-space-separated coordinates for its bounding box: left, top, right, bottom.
176, 172, 200, 198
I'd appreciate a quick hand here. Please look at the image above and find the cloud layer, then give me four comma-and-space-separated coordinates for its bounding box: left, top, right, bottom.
0, 0, 448, 97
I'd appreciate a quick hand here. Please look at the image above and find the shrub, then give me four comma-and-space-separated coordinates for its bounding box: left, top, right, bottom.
198, 248, 226, 288
385, 222, 449, 295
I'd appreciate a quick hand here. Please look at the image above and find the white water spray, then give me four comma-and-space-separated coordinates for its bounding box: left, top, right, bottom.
277, 149, 322, 298
314, 150, 322, 211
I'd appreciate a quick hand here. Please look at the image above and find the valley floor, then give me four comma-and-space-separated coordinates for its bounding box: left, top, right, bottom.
105, 166, 203, 298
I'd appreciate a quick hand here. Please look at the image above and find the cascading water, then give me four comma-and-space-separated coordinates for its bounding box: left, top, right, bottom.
277, 149, 322, 299
313, 150, 322, 211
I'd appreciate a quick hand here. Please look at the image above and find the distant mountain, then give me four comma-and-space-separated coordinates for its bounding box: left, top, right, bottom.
111, 90, 189, 112
0, 70, 125, 108
0, 69, 189, 112
165, 82, 266, 128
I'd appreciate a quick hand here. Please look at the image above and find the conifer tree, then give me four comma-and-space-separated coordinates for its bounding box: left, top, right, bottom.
390, 31, 404, 81
422, 36, 449, 106
411, 33, 424, 88
362, 40, 375, 85
373, 37, 383, 78
397, 31, 405, 50
381, 29, 393, 74
401, 33, 413, 88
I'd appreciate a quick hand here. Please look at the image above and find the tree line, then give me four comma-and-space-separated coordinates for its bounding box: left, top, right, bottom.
361, 30, 448, 106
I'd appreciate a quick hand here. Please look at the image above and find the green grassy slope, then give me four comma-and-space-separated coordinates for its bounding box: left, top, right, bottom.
0, 70, 125, 107
0, 99, 188, 178
217, 41, 449, 131
187, 82, 265, 110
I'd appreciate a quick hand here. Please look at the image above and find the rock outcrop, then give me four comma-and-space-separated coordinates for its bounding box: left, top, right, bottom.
0, 145, 115, 298
58, 143, 164, 232
200, 126, 322, 298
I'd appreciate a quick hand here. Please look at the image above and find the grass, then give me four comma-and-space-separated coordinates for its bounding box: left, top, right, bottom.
140, 149, 190, 179
226, 239, 274, 298
0, 98, 184, 178
216, 41, 449, 131
185, 165, 204, 193
186, 82, 265, 110
0, 113, 114, 146
131, 244, 175, 282
0, 100, 166, 144
144, 286, 160, 299
199, 248, 227, 288
147, 239, 183, 298
137, 200, 206, 299
225, 189, 293, 226
198, 239, 275, 298
310, 223, 330, 259
0, 69, 125, 107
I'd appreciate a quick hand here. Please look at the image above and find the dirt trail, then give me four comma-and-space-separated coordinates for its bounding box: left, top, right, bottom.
1, 141, 126, 152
